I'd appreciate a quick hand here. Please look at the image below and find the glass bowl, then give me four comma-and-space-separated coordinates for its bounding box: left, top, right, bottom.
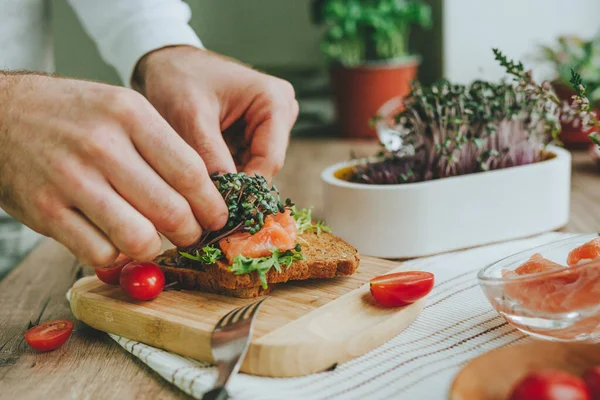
478, 234, 600, 342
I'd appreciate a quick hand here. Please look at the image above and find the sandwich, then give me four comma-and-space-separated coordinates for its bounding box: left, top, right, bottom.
154, 173, 360, 298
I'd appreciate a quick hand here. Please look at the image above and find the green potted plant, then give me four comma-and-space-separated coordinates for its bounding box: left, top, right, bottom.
320, 49, 600, 258
536, 33, 600, 148
311, 0, 432, 138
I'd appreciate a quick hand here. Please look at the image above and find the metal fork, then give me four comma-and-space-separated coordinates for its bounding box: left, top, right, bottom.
202, 297, 270, 400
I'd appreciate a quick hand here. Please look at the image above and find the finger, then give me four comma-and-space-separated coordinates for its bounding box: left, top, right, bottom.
47, 207, 120, 267
183, 112, 237, 175
243, 116, 292, 179
100, 139, 203, 247
67, 172, 163, 261
129, 108, 229, 231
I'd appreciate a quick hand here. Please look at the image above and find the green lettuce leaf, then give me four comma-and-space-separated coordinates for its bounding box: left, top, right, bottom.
179, 245, 224, 264
292, 207, 332, 235
230, 246, 305, 289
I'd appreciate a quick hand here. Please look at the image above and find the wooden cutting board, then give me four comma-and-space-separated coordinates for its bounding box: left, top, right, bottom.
450, 341, 600, 400
69, 255, 424, 378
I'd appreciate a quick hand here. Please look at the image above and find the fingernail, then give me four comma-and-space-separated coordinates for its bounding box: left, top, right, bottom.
209, 214, 228, 231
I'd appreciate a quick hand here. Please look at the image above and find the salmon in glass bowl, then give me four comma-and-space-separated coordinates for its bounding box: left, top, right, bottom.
478, 234, 600, 342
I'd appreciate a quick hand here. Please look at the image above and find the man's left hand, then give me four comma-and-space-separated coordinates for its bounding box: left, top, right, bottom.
134, 46, 299, 180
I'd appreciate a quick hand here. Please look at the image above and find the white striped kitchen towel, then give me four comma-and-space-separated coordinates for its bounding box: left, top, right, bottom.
105, 232, 573, 400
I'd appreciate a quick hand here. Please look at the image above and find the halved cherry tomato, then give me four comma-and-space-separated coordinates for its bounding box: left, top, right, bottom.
94, 254, 133, 285
583, 366, 600, 400
369, 271, 434, 307
119, 261, 165, 301
509, 369, 590, 400
24, 319, 74, 352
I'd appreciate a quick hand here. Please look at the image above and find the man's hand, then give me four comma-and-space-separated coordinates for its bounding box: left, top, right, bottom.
133, 46, 299, 180
0, 73, 228, 266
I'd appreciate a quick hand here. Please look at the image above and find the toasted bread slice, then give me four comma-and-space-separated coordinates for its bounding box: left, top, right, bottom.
155, 231, 360, 298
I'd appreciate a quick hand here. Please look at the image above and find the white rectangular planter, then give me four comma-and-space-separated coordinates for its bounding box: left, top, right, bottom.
321, 146, 571, 258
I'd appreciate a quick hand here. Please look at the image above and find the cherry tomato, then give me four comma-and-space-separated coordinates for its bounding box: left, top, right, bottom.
583, 366, 600, 400
24, 319, 74, 352
119, 261, 165, 301
94, 254, 133, 284
369, 271, 434, 307
509, 369, 590, 400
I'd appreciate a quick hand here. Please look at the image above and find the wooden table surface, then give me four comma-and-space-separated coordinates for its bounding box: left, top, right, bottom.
1, 139, 599, 400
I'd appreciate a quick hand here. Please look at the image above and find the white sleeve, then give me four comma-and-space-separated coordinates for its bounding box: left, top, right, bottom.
67, 0, 203, 86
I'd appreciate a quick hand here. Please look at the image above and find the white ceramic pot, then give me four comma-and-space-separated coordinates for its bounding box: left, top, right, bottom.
321, 146, 572, 258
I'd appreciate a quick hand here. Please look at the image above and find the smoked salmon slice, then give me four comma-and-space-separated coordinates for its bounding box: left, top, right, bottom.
513, 253, 564, 276
502, 254, 600, 314
501, 254, 564, 280
219, 211, 297, 264
567, 238, 600, 267
271, 209, 297, 241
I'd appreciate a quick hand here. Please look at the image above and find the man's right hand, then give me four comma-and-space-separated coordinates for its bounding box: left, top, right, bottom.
0, 72, 228, 267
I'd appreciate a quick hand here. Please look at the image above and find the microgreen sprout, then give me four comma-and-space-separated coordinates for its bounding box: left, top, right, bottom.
293, 207, 332, 235
351, 48, 569, 184
180, 172, 294, 254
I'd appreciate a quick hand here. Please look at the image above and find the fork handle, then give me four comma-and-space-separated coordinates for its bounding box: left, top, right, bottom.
202, 387, 229, 400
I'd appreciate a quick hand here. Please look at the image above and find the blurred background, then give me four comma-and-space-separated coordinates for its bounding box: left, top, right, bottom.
54, 0, 600, 137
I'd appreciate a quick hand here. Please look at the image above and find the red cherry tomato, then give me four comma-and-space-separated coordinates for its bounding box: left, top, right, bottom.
119, 261, 165, 301
509, 369, 590, 400
24, 319, 74, 352
94, 254, 133, 284
369, 271, 434, 307
583, 366, 600, 400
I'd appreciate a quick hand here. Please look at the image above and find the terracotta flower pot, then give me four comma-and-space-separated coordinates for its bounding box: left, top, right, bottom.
329, 57, 420, 139
553, 81, 598, 149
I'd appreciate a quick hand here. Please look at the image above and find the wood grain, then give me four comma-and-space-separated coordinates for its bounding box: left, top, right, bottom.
0, 239, 191, 400
1, 140, 598, 399
69, 256, 424, 377
450, 341, 600, 400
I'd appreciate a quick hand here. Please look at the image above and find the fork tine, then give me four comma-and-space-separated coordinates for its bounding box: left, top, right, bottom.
215, 305, 242, 329
239, 296, 269, 322
215, 297, 270, 329
226, 302, 253, 325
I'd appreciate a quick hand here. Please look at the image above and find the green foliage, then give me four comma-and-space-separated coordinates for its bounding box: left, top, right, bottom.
570, 69, 586, 98
292, 207, 332, 235
353, 49, 564, 184
180, 173, 294, 256
568, 69, 600, 146
536, 34, 600, 104
179, 245, 223, 264
212, 173, 293, 235
492, 48, 525, 80
312, 0, 432, 66
311, 221, 332, 235
230, 246, 305, 289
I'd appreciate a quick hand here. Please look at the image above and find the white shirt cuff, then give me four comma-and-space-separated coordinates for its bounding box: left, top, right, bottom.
109, 20, 203, 87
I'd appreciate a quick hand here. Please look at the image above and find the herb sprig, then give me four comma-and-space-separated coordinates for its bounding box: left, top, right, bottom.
181, 173, 294, 253
213, 173, 293, 235
355, 54, 560, 184
179, 245, 223, 264
293, 207, 332, 235
355, 48, 600, 185
492, 48, 526, 80
495, 48, 600, 147
230, 245, 305, 289
568, 70, 600, 146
